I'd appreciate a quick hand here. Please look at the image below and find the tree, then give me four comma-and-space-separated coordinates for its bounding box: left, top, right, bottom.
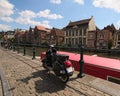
0, 34, 3, 39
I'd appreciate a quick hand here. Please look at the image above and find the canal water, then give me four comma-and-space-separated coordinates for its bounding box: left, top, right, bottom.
15, 46, 120, 59
18, 46, 47, 56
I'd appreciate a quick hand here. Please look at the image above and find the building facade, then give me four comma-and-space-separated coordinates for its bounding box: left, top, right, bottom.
87, 30, 96, 48
118, 29, 120, 47
34, 26, 50, 45
96, 24, 118, 49
50, 28, 65, 45
64, 16, 96, 47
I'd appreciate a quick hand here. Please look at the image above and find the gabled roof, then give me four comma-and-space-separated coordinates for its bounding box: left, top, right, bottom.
104, 24, 116, 32
66, 18, 91, 27
18, 31, 26, 35
35, 25, 51, 32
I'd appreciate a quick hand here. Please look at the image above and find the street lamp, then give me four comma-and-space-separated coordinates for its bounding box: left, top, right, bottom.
77, 45, 85, 78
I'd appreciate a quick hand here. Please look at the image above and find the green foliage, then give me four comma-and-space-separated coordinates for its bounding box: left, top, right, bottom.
0, 34, 3, 39
7, 38, 15, 43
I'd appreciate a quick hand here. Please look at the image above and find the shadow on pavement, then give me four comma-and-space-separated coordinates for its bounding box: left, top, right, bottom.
17, 69, 66, 94
35, 70, 67, 94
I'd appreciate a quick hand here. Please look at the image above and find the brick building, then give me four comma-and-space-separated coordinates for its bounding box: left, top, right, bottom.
96, 24, 118, 49
118, 29, 120, 47
64, 16, 96, 47
50, 28, 65, 45
34, 26, 51, 45
87, 30, 96, 48
14, 29, 26, 44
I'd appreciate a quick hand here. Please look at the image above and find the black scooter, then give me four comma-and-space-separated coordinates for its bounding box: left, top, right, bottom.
42, 53, 74, 83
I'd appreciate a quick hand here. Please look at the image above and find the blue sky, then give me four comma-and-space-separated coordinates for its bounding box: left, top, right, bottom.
0, 0, 120, 31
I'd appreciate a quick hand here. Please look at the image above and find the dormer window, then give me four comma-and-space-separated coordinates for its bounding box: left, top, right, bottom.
73, 25, 78, 29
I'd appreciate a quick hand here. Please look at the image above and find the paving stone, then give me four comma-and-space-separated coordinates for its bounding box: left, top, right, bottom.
81, 84, 89, 91
0, 48, 120, 96
48, 93, 59, 96
63, 89, 73, 96
86, 88, 96, 96
104, 93, 111, 96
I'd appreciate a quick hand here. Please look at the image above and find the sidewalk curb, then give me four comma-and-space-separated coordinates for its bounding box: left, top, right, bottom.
0, 64, 12, 96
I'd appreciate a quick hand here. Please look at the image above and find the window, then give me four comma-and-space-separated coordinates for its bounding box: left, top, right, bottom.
83, 28, 86, 36
89, 34, 93, 39
83, 38, 86, 44
72, 38, 74, 45
75, 38, 78, 44
69, 30, 71, 36
66, 31, 68, 36
88, 41, 93, 46
100, 34, 104, 39
69, 38, 71, 44
79, 29, 82, 36
79, 38, 82, 45
72, 30, 74, 36
66, 38, 68, 44
118, 34, 120, 40
76, 30, 78, 36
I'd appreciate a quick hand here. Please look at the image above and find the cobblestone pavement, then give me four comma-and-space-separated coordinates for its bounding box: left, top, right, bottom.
0, 47, 119, 96
0, 79, 3, 96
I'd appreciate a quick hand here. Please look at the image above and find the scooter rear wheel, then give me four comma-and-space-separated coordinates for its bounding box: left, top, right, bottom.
60, 75, 69, 83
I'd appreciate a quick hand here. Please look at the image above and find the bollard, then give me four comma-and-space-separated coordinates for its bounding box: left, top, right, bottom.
32, 47, 36, 59
23, 45, 26, 56
13, 44, 15, 51
77, 45, 85, 78
17, 44, 19, 54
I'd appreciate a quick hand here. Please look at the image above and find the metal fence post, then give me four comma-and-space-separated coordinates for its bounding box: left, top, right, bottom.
77, 45, 85, 78
23, 45, 26, 56
17, 43, 19, 54
32, 46, 36, 59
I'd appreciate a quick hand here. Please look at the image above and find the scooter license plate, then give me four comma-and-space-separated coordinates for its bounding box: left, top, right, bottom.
67, 67, 73, 73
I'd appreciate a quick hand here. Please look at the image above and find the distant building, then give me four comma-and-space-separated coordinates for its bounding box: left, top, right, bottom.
14, 29, 26, 44
96, 24, 118, 49
87, 30, 97, 48
117, 29, 120, 48
7, 31, 15, 39
50, 28, 65, 45
34, 26, 51, 45
64, 16, 96, 47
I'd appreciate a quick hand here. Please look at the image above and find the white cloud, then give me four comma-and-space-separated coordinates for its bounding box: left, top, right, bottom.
93, 0, 120, 13
0, 0, 14, 23
0, 17, 13, 22
0, 0, 14, 17
16, 10, 40, 25
37, 9, 63, 19
0, 24, 11, 31
16, 17, 40, 25
117, 20, 120, 28
18, 10, 36, 18
15, 9, 53, 28
74, 0, 84, 4
16, 17, 52, 28
40, 21, 52, 28
50, 0, 61, 4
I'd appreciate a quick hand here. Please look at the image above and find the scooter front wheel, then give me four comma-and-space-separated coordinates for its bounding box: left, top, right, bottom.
60, 75, 69, 83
